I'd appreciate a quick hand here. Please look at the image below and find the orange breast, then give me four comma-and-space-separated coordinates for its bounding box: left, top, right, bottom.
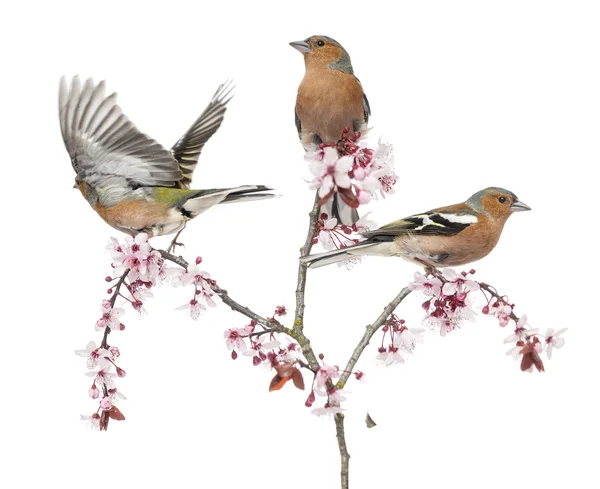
296, 69, 365, 144
93, 199, 170, 232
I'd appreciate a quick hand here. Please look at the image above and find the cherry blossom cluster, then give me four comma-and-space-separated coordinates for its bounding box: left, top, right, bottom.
78, 233, 169, 430
169, 257, 217, 320
107, 233, 169, 313
306, 129, 398, 209
223, 307, 306, 389
408, 267, 567, 372
376, 314, 425, 366
76, 338, 126, 430
480, 289, 567, 372
77, 234, 219, 429
314, 212, 377, 251
304, 356, 345, 416
408, 269, 479, 336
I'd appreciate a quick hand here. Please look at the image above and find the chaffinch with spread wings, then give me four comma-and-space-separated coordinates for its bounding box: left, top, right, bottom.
59, 76, 274, 240
300, 187, 531, 269
291, 35, 370, 225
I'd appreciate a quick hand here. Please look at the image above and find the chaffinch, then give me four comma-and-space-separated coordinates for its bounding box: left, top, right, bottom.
59, 76, 274, 238
300, 187, 531, 269
291, 35, 370, 225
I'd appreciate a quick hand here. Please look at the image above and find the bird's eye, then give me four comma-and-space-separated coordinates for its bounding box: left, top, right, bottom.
316, 40, 325, 47
498, 196, 507, 203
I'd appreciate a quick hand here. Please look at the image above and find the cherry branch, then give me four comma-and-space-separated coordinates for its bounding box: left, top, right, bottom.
101, 269, 130, 349
336, 286, 412, 389
294, 192, 320, 332
158, 249, 319, 372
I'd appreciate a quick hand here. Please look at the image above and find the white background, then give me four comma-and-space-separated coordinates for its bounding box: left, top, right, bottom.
1, 1, 598, 488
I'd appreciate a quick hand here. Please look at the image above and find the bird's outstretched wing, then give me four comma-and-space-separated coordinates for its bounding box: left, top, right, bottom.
171, 80, 234, 189
59, 76, 183, 189
363, 209, 479, 240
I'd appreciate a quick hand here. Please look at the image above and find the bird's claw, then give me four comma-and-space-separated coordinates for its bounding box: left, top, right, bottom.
167, 241, 185, 254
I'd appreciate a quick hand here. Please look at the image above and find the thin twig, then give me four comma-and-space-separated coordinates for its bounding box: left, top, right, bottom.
334, 413, 350, 489
101, 269, 130, 349
294, 192, 320, 331
336, 286, 413, 389
479, 282, 520, 321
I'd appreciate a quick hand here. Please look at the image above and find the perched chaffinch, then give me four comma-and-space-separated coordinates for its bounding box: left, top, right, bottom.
300, 187, 531, 269
59, 76, 274, 238
291, 35, 370, 225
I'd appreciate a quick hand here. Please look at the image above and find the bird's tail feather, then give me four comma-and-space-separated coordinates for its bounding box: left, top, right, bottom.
182, 185, 275, 216
321, 192, 359, 226
299, 241, 376, 269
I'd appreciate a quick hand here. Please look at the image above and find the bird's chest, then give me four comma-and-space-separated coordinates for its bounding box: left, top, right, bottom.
93, 197, 172, 235
296, 70, 364, 142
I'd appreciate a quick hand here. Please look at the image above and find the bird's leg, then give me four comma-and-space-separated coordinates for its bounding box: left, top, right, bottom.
414, 258, 443, 279
167, 223, 187, 253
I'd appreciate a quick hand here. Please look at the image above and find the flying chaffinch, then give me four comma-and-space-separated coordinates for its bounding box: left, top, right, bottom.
59, 76, 274, 238
300, 187, 531, 269
291, 35, 370, 225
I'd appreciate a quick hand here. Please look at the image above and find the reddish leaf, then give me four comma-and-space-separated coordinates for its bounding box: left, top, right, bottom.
520, 352, 533, 372
317, 190, 335, 207
291, 369, 305, 390
337, 187, 360, 208
530, 350, 545, 372
109, 405, 126, 421
269, 374, 291, 392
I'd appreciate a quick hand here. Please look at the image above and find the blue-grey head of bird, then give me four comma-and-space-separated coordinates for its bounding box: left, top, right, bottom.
289, 35, 354, 74
466, 187, 531, 222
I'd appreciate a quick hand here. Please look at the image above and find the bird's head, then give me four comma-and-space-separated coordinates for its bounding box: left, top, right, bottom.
289, 35, 353, 74
467, 187, 531, 222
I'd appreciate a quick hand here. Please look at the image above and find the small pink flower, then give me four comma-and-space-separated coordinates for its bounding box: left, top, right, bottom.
376, 346, 405, 366
545, 328, 567, 359
80, 413, 101, 430
95, 304, 125, 331
353, 213, 377, 233
311, 405, 345, 417
315, 364, 340, 389
308, 147, 354, 197
99, 397, 113, 411
224, 327, 252, 352
75, 341, 107, 369
176, 299, 206, 320
408, 272, 442, 297
88, 384, 100, 399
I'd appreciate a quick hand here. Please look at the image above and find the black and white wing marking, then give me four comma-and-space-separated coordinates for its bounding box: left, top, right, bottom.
362, 211, 479, 241
59, 76, 183, 189
171, 80, 234, 189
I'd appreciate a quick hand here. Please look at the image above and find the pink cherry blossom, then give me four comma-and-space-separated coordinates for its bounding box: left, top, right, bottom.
315, 364, 340, 389
224, 326, 252, 352
353, 213, 377, 233
99, 397, 113, 411
176, 299, 206, 320
308, 147, 353, 198
80, 414, 101, 430
545, 328, 567, 359
95, 303, 125, 331
408, 272, 443, 297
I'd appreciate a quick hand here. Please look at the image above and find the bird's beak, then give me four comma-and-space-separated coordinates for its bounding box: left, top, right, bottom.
289, 40, 311, 53
510, 200, 531, 212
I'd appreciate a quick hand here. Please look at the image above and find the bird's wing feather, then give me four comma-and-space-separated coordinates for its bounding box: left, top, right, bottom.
59, 76, 183, 189
171, 81, 234, 189
362, 92, 371, 123
294, 108, 302, 138
363, 210, 478, 239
